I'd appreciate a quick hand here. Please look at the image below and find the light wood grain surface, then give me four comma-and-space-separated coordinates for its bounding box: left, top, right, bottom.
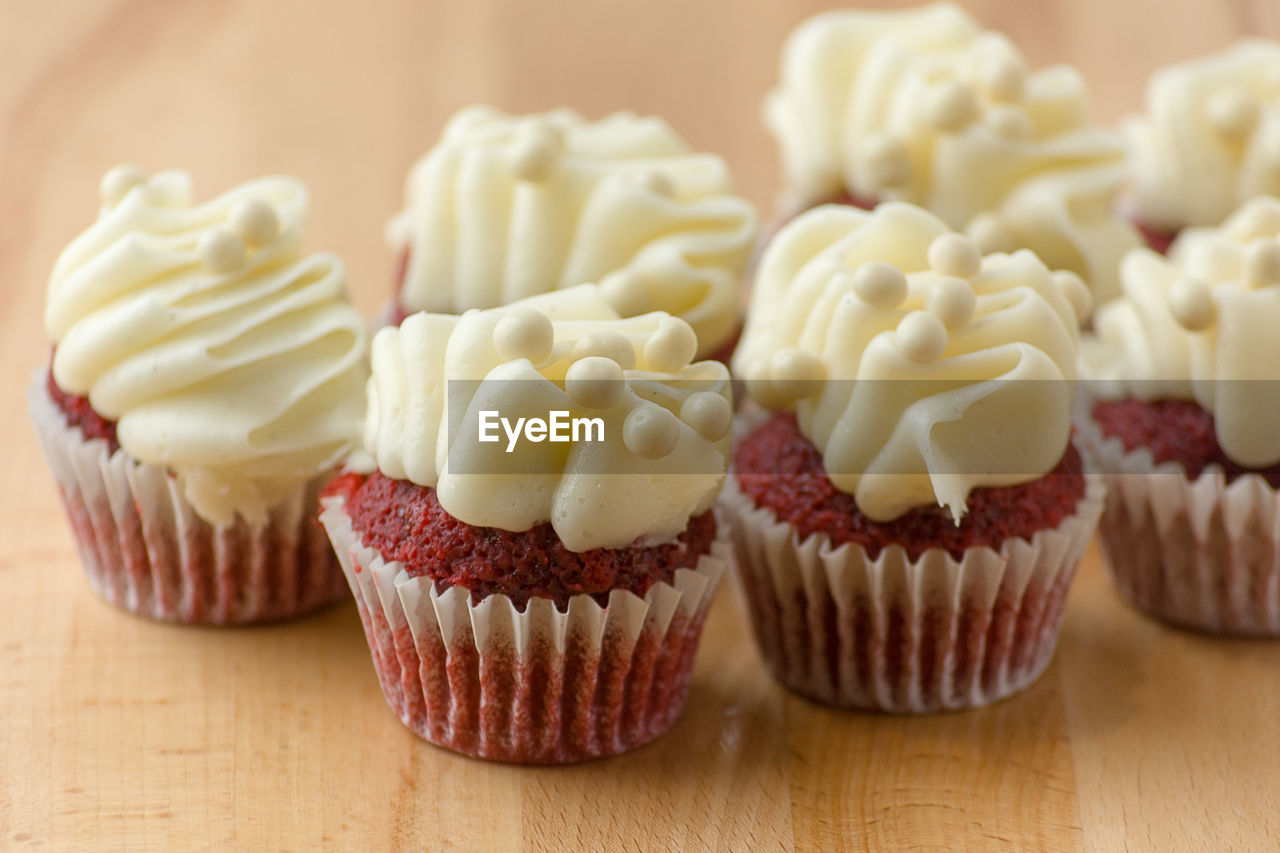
5, 1, 1280, 850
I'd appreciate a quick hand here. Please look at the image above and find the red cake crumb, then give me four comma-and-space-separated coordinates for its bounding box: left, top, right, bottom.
1092, 397, 1280, 487
1133, 219, 1178, 256
735, 412, 1085, 561
46, 364, 119, 452
821, 192, 877, 212
324, 471, 717, 610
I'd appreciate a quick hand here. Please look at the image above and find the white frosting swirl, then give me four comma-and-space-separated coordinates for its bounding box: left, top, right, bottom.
764, 2, 1138, 304
735, 203, 1085, 522
1083, 197, 1280, 467
1125, 39, 1280, 231
46, 168, 369, 525
388, 106, 757, 357
364, 285, 732, 551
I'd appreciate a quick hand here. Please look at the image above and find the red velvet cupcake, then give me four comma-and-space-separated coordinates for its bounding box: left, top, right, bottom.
724, 203, 1102, 712
30, 167, 367, 624
319, 288, 734, 762
1081, 197, 1280, 635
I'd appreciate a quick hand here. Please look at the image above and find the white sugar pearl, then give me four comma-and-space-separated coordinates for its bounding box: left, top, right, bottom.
981, 52, 1027, 102
987, 105, 1033, 141
895, 311, 948, 363
967, 212, 1017, 254
769, 347, 826, 399
928, 233, 983, 278
198, 227, 247, 273
600, 269, 649, 317
1168, 278, 1216, 331
860, 134, 912, 189
623, 404, 681, 459
510, 122, 563, 182
229, 198, 279, 246
1244, 239, 1280, 288
680, 391, 732, 441
643, 317, 698, 372
851, 261, 909, 309
925, 277, 977, 329
565, 356, 625, 410
493, 307, 555, 363
641, 171, 675, 197
100, 164, 147, 207
926, 80, 979, 132
1207, 90, 1259, 140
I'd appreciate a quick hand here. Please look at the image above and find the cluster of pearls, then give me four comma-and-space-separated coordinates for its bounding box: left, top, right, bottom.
489, 308, 730, 459
749, 231, 1092, 401
1170, 199, 1280, 332
856, 45, 1032, 196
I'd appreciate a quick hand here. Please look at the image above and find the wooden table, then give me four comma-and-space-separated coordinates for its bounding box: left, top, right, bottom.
4, 1, 1280, 850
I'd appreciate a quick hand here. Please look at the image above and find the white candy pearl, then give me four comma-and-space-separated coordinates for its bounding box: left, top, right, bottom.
860, 134, 912, 189
1054, 270, 1093, 322
600, 269, 649, 316
100, 164, 147, 207
981, 52, 1027, 102
967, 212, 1018, 254
851, 261, 909, 309
680, 391, 732, 441
643, 317, 698, 372
641, 170, 675, 197
1169, 278, 1216, 331
1244, 239, 1280, 287
987, 105, 1033, 141
493, 307, 555, 363
928, 233, 983, 278
769, 347, 826, 399
623, 404, 681, 459
565, 356, 625, 410
895, 311, 949, 363
198, 227, 247, 273
511, 122, 563, 182
229, 198, 279, 246
1207, 90, 1259, 140
570, 332, 636, 370
925, 277, 977, 330
926, 80, 979, 132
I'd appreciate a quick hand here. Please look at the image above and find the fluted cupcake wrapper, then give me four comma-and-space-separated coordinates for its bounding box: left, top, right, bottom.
28, 376, 346, 624
719, 474, 1104, 713
318, 495, 729, 764
1078, 416, 1280, 636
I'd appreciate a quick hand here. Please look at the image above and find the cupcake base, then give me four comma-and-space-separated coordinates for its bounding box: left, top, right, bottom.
28, 376, 347, 624
319, 495, 729, 763
1080, 415, 1280, 636
719, 475, 1104, 712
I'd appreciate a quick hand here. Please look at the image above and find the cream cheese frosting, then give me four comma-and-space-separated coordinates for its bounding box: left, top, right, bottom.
735, 202, 1088, 522
764, 2, 1139, 304
388, 106, 757, 358
364, 285, 733, 552
46, 167, 369, 526
1125, 39, 1280, 231
1083, 197, 1280, 468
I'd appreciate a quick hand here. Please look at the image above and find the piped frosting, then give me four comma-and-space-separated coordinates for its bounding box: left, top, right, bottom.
764, 2, 1139, 303
46, 167, 369, 525
364, 285, 733, 552
735, 202, 1084, 522
388, 106, 757, 357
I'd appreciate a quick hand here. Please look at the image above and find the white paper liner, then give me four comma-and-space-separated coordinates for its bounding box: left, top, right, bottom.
27, 375, 346, 624
719, 472, 1104, 712
1078, 413, 1280, 636
319, 495, 729, 763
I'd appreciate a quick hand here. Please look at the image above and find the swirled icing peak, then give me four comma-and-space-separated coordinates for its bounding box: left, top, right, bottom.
388, 106, 757, 357
1083, 196, 1280, 467
1125, 39, 1280, 231
46, 167, 369, 525
364, 285, 733, 551
735, 202, 1085, 522
764, 2, 1139, 304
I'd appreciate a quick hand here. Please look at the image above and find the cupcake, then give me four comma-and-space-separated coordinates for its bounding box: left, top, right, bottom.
30, 166, 368, 624
763, 2, 1140, 305
319, 285, 733, 762
723, 202, 1103, 712
385, 106, 757, 360
1124, 40, 1280, 254
1081, 196, 1280, 635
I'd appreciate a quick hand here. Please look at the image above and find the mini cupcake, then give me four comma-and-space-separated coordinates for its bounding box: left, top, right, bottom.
764, 2, 1139, 305
30, 166, 368, 624
1123, 40, 1280, 254
724, 202, 1103, 712
385, 106, 757, 360
319, 285, 733, 762
1081, 196, 1280, 635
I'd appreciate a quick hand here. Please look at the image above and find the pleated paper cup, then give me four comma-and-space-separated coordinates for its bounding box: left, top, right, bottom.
1078, 416, 1280, 636
719, 474, 1104, 713
28, 376, 347, 624
319, 495, 729, 764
